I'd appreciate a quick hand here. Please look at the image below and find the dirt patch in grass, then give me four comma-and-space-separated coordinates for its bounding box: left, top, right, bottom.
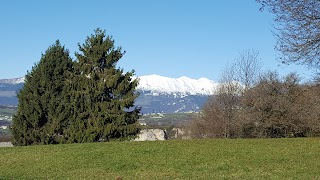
0, 135, 11, 142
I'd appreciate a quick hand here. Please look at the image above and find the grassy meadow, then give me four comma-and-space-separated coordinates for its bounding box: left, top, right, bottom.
0, 138, 319, 179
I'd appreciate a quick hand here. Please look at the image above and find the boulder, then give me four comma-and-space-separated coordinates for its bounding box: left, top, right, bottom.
0, 142, 13, 147
134, 129, 167, 141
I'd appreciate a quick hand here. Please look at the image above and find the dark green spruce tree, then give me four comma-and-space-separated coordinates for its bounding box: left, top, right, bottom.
11, 41, 73, 145
63, 29, 140, 143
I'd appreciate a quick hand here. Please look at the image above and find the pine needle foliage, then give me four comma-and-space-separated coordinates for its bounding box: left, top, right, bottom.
12, 41, 73, 145
63, 29, 140, 143
11, 29, 140, 145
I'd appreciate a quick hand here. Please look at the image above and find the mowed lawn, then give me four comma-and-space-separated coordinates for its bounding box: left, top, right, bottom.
1, 138, 320, 179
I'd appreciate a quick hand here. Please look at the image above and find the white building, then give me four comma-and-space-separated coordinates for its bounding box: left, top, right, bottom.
0, 126, 8, 130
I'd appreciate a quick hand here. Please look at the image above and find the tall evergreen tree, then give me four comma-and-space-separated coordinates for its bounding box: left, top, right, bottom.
11, 41, 73, 145
63, 29, 140, 143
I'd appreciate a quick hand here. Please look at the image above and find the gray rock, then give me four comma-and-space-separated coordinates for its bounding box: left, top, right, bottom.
134, 129, 167, 141
0, 142, 13, 147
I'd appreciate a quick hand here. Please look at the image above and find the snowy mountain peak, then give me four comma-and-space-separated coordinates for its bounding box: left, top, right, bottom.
0, 77, 25, 84
136, 74, 218, 95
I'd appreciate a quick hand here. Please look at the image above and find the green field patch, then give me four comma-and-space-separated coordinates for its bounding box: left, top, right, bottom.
0, 107, 16, 116
141, 113, 195, 126
0, 138, 320, 179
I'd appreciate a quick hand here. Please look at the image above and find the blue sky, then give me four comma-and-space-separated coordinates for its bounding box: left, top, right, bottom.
0, 1, 314, 81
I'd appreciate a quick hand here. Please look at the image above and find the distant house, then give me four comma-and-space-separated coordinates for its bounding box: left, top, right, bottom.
138, 119, 147, 126
150, 113, 164, 119
158, 113, 164, 117
0, 126, 8, 130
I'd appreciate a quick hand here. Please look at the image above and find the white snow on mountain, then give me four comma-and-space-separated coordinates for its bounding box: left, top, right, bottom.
0, 77, 25, 84
1, 75, 219, 95
136, 74, 218, 95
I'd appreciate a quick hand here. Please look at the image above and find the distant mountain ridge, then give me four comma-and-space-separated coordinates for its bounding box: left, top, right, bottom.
137, 74, 218, 95
0, 77, 25, 84
0, 75, 217, 113
2, 75, 218, 95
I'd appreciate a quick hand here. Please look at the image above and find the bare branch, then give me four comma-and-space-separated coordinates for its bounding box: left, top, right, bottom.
257, 0, 320, 70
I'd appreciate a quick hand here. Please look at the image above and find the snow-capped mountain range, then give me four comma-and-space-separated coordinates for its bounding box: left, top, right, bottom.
137, 74, 218, 95
0, 75, 218, 95
0, 77, 25, 84
0, 75, 218, 113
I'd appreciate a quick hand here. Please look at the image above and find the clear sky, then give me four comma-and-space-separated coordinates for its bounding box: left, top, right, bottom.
0, 0, 314, 81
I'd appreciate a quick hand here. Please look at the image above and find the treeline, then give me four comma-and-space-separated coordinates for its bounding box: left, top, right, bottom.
189, 50, 320, 138
11, 29, 141, 146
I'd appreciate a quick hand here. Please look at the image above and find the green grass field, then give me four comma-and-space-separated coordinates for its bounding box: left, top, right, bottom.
1, 138, 320, 179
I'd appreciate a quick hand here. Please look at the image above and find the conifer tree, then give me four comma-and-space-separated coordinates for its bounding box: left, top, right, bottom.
63, 29, 140, 143
11, 41, 73, 145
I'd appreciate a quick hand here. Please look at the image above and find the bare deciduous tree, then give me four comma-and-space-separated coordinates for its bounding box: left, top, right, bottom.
189, 62, 243, 138
257, 0, 320, 70
217, 64, 243, 138
188, 96, 225, 139
234, 49, 262, 90
242, 71, 320, 137
188, 50, 262, 138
